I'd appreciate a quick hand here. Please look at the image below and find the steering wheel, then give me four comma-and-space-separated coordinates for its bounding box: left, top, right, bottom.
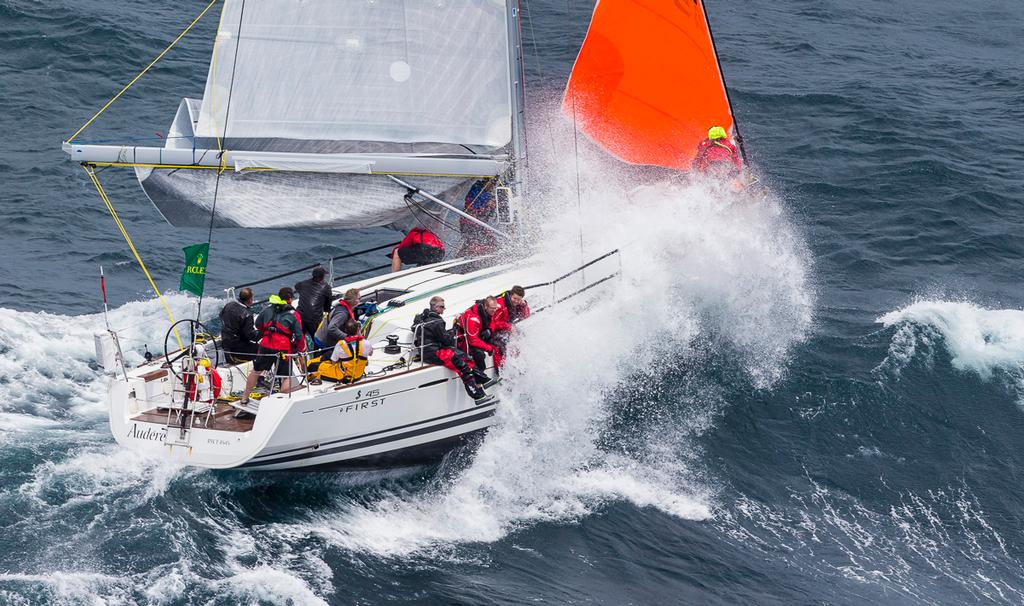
163, 319, 220, 382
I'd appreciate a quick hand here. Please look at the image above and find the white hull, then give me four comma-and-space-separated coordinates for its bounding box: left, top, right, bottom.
106, 253, 620, 471
111, 363, 497, 471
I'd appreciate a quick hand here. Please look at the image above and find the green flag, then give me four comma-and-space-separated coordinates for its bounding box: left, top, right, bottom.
179, 242, 209, 297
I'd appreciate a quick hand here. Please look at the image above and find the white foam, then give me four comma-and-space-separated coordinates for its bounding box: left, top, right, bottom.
0, 294, 202, 422
19, 446, 187, 507
0, 412, 57, 433
209, 568, 329, 606
0, 572, 134, 605
302, 114, 813, 557
877, 300, 1024, 397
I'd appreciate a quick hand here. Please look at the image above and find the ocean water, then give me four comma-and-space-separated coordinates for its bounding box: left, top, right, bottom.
1, 0, 1023, 604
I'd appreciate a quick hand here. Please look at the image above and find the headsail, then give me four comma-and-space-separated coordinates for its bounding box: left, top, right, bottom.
563, 0, 739, 170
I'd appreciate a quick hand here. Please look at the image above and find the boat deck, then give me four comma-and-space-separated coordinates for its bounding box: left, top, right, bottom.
132, 402, 256, 433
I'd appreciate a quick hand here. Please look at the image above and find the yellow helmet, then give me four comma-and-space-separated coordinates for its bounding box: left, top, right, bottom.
708, 126, 728, 140
198, 358, 211, 369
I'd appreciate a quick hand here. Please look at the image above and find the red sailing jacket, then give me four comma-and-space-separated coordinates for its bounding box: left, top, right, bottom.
457, 301, 494, 352
256, 304, 302, 352
693, 138, 743, 174
491, 291, 531, 332
395, 228, 445, 255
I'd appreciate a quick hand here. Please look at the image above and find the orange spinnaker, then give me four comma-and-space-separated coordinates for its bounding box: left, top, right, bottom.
563, 0, 736, 170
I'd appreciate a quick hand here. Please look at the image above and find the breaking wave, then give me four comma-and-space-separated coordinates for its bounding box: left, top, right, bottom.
877, 300, 1024, 402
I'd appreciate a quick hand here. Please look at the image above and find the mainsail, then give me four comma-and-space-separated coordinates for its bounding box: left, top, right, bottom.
563, 0, 739, 170
65, 0, 525, 230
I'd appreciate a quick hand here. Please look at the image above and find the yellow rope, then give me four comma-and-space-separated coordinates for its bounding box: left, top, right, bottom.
84, 165, 183, 349
67, 0, 223, 143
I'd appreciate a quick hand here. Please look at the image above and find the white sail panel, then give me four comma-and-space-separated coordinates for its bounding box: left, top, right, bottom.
136, 168, 472, 229
197, 0, 513, 149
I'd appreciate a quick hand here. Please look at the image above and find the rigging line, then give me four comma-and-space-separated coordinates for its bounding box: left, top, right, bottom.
83, 165, 183, 350
565, 1, 585, 269
229, 242, 402, 291
699, 0, 747, 163
521, 0, 560, 160
198, 0, 246, 321
404, 193, 461, 234
67, 0, 222, 143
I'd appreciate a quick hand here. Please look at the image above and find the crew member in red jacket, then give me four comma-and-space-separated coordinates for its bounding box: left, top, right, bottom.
692, 126, 743, 178
456, 296, 502, 372
240, 287, 303, 406
488, 285, 530, 372
391, 227, 446, 272
491, 285, 530, 333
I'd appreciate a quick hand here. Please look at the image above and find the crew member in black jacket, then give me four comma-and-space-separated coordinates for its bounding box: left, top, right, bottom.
413, 296, 489, 400
219, 287, 259, 362
294, 265, 333, 339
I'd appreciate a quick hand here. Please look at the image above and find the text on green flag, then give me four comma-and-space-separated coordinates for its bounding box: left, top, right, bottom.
179, 242, 209, 296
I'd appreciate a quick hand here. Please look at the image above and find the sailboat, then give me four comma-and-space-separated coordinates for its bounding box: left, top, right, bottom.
65, 0, 737, 470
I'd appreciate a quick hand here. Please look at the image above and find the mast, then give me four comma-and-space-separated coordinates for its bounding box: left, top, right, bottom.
506, 0, 527, 192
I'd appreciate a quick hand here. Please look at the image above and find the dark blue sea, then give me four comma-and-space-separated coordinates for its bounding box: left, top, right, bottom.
2, 0, 1023, 604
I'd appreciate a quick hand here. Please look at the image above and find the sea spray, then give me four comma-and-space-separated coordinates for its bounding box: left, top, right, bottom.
310, 134, 815, 557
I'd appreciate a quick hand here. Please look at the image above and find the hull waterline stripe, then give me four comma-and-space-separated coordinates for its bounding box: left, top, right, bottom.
241, 408, 496, 468
250, 404, 496, 460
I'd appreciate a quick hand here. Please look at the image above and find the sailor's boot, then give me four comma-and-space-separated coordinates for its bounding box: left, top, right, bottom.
451, 353, 487, 400
462, 376, 486, 400
471, 368, 497, 389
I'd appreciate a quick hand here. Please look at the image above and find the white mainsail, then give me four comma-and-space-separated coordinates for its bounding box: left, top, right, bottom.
66, 0, 524, 230
198, 0, 513, 149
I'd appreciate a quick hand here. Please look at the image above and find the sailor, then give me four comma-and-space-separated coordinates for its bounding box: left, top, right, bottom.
492, 285, 530, 329
294, 265, 333, 340
456, 296, 502, 372
489, 285, 530, 368
413, 296, 490, 400
391, 227, 446, 272
692, 126, 743, 178
219, 287, 259, 363
458, 178, 499, 256
324, 319, 372, 383
240, 287, 303, 405
314, 288, 360, 351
